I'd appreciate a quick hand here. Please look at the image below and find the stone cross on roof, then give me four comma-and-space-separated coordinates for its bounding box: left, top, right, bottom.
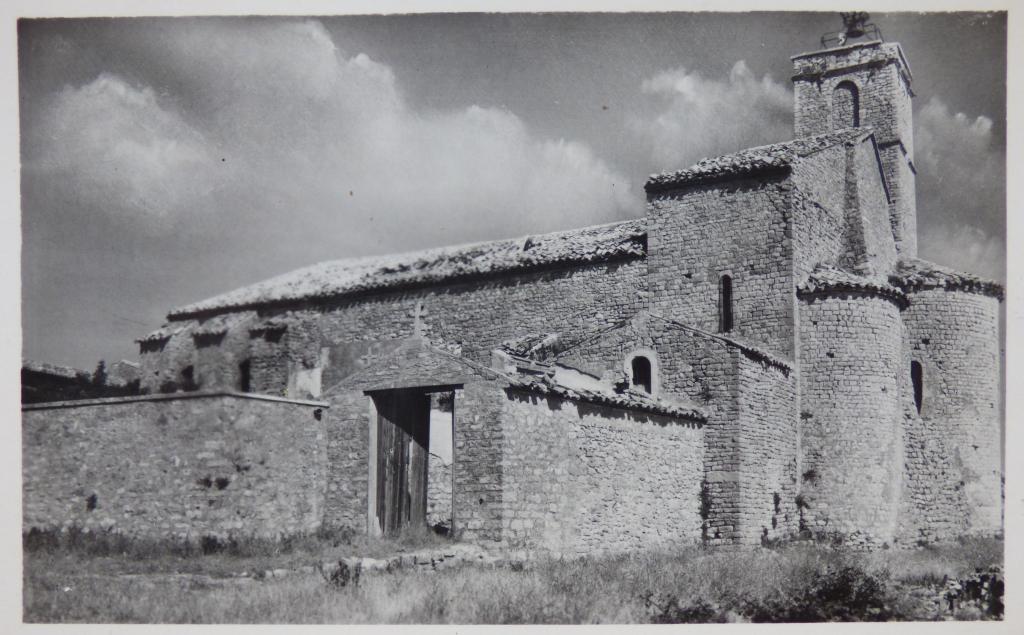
411, 300, 429, 338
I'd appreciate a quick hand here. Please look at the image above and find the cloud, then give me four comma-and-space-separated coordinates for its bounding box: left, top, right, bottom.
24, 19, 634, 255
914, 97, 1005, 281
26, 74, 215, 221
629, 60, 793, 171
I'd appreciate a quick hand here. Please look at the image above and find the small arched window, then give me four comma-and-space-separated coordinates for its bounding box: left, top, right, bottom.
631, 356, 653, 394
911, 361, 923, 414
832, 81, 860, 129
719, 274, 734, 334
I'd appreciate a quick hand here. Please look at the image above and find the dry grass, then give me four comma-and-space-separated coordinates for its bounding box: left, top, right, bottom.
23, 532, 1003, 624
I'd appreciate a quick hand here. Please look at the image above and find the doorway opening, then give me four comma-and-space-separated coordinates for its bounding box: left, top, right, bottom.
370, 386, 457, 537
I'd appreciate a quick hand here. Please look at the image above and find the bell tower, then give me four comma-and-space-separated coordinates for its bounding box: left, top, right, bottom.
791, 14, 917, 257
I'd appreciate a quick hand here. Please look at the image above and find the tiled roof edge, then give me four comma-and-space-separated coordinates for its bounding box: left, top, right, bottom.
506, 376, 706, 423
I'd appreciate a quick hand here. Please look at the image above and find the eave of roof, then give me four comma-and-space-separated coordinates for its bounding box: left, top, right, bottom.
890, 258, 1004, 300
644, 128, 872, 193
21, 359, 89, 380
169, 219, 647, 319
507, 373, 706, 422
798, 265, 909, 308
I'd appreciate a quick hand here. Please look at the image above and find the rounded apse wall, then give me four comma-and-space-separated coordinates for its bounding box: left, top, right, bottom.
798, 291, 904, 547
902, 289, 1002, 535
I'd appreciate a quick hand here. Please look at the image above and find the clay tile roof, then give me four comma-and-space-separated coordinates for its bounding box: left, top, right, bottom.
798, 264, 908, 306
644, 128, 871, 192
508, 373, 707, 422
169, 219, 647, 319
248, 316, 290, 332
499, 333, 562, 359
192, 312, 253, 336
136, 323, 192, 343
645, 314, 795, 371
890, 258, 1004, 300
21, 359, 90, 380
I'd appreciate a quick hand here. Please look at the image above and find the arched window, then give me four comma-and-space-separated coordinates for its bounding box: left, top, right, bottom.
631, 356, 653, 394
719, 274, 734, 333
832, 81, 860, 129
911, 361, 923, 414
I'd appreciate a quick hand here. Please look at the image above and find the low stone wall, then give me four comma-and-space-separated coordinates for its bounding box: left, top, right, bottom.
499, 391, 704, 557
22, 392, 328, 541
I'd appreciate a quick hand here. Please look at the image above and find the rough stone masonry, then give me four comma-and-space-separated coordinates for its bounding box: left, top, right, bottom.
22, 36, 1002, 556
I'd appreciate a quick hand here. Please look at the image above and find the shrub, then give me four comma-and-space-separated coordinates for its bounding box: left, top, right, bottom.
744, 564, 894, 622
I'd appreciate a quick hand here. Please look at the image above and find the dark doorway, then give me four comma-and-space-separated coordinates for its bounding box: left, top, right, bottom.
373, 389, 431, 536
631, 356, 652, 394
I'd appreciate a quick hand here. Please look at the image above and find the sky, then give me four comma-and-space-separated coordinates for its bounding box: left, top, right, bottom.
18, 11, 1007, 370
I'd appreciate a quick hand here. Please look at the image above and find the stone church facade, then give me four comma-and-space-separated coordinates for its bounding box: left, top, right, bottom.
23, 39, 1003, 555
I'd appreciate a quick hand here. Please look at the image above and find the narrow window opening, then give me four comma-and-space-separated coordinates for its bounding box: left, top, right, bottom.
181, 365, 199, 392
239, 359, 252, 393
631, 356, 653, 394
719, 274, 734, 333
911, 361, 923, 414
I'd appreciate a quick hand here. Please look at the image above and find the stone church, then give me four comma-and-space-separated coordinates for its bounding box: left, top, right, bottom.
23, 33, 1003, 555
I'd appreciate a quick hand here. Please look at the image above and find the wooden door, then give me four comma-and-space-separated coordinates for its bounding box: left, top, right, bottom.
374, 390, 430, 535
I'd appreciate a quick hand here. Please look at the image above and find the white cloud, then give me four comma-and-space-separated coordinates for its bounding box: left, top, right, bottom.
630, 60, 793, 170
25, 19, 634, 251
914, 97, 1005, 281
28, 74, 215, 219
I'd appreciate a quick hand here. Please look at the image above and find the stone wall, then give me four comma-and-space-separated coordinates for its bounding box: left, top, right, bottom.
553, 314, 796, 547
902, 289, 1002, 537
647, 176, 796, 359
22, 393, 327, 541
499, 391, 704, 557
850, 139, 898, 274
139, 259, 648, 397
798, 291, 905, 547
791, 147, 849, 284
736, 354, 799, 546
789, 137, 897, 282
792, 40, 916, 256
321, 389, 370, 532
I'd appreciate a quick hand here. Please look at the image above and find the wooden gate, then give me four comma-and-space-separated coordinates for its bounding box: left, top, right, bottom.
373, 389, 431, 535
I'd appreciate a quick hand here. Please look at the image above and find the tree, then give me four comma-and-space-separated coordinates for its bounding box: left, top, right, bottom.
92, 360, 107, 388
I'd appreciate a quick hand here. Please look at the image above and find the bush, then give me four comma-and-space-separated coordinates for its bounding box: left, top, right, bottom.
744, 564, 894, 622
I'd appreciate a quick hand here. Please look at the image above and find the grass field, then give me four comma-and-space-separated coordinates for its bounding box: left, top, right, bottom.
23, 529, 1003, 624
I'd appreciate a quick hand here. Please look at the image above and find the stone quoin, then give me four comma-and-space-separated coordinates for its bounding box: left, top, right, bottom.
22, 33, 1003, 555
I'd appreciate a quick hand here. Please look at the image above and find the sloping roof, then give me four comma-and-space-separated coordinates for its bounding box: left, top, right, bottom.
798, 264, 909, 307
534, 311, 794, 372
645, 314, 795, 372
507, 372, 706, 422
21, 359, 89, 380
169, 219, 647, 319
325, 334, 703, 422
890, 258, 1004, 300
499, 332, 562, 359
192, 312, 253, 336
645, 128, 871, 192
136, 323, 193, 343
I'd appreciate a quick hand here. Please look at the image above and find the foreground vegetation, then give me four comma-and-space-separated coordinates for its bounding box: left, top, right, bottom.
23, 528, 1003, 623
